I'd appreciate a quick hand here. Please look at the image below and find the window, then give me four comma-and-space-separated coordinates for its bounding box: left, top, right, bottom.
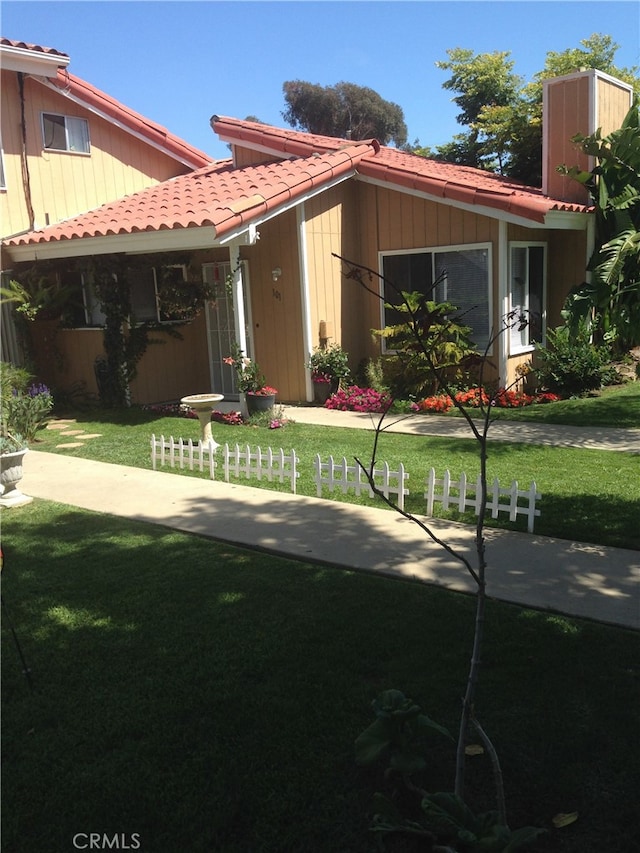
381, 244, 491, 349
130, 265, 188, 323
129, 267, 159, 322
509, 244, 545, 353
42, 113, 90, 153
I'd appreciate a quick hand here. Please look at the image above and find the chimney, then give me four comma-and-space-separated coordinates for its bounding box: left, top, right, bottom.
542, 69, 633, 204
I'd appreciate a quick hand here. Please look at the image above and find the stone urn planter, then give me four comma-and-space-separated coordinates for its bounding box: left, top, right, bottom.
0, 448, 32, 507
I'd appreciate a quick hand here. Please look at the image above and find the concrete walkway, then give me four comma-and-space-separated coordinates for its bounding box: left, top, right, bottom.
280, 405, 640, 453
20, 438, 640, 630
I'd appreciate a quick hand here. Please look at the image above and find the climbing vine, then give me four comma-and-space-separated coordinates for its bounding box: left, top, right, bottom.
6, 252, 219, 408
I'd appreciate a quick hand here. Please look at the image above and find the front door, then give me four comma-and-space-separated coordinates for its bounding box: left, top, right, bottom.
203, 262, 252, 398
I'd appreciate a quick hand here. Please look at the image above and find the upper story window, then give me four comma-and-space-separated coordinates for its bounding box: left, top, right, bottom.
41, 113, 90, 154
380, 244, 492, 350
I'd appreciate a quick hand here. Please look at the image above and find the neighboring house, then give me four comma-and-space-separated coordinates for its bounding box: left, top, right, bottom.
1, 45, 633, 405
0, 37, 212, 366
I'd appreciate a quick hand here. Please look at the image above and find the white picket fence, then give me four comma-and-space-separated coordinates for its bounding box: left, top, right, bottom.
313, 454, 409, 510
150, 435, 299, 491
425, 468, 541, 533
151, 434, 216, 477
222, 443, 299, 493
150, 435, 541, 530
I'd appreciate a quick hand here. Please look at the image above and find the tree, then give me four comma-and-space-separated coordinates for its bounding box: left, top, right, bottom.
340, 252, 544, 850
282, 80, 408, 147
429, 35, 640, 185
561, 103, 640, 351
434, 48, 522, 172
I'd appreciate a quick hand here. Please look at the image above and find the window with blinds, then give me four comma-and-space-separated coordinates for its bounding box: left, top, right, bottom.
381, 244, 491, 349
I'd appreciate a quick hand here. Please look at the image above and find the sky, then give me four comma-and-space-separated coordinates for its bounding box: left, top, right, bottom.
2, 0, 639, 160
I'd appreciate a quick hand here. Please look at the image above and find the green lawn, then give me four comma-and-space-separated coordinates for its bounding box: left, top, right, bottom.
476, 381, 640, 428
2, 502, 639, 853
31, 398, 640, 549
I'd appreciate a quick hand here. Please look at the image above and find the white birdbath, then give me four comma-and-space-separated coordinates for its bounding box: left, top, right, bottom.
181, 393, 224, 449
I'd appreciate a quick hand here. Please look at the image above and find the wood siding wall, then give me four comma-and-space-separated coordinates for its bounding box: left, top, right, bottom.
302, 183, 364, 364
243, 210, 306, 402
232, 145, 275, 168
355, 182, 501, 360
1, 71, 193, 238
544, 71, 632, 204
28, 315, 211, 405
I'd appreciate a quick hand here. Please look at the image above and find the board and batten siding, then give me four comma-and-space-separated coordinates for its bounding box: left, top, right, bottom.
302, 183, 363, 362
355, 182, 501, 361
1, 71, 194, 237
27, 316, 211, 406
243, 210, 307, 402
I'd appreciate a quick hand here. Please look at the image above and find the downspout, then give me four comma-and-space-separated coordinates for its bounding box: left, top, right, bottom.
297, 203, 314, 402
17, 72, 36, 231
497, 220, 509, 384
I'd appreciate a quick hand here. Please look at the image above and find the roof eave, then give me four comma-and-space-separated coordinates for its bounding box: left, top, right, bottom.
355, 174, 591, 229
3, 226, 220, 263
0, 43, 69, 77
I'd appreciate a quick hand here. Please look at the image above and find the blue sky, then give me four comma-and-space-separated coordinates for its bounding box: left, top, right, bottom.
3, 1, 639, 159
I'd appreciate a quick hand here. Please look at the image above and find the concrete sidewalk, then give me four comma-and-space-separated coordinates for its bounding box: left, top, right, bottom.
20, 450, 640, 631
279, 405, 640, 453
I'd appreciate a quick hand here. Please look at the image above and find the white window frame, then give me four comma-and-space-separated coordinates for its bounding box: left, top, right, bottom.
379, 242, 493, 352
508, 242, 546, 355
41, 112, 90, 154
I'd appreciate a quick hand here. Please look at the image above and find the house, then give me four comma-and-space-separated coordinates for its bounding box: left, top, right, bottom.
0, 37, 212, 371
1, 42, 633, 405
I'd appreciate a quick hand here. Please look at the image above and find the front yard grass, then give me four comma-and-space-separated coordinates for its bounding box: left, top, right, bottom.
31, 405, 640, 550
1, 501, 639, 853
477, 381, 640, 428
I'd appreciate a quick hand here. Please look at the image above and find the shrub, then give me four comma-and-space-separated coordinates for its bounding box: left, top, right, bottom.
325, 385, 392, 413
534, 325, 612, 396
2, 382, 54, 441
306, 344, 351, 384
1, 362, 54, 442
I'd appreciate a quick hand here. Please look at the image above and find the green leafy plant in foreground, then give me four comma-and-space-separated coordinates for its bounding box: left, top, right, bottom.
356, 691, 545, 852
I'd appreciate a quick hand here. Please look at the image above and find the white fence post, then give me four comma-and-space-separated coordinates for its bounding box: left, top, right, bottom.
424, 469, 540, 532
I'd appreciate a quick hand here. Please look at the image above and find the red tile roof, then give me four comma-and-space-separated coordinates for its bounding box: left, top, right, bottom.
0, 37, 69, 59
212, 116, 590, 222
4, 141, 378, 249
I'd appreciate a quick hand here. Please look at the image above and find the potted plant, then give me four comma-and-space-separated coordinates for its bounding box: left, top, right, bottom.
0, 363, 52, 507
224, 346, 278, 415
306, 344, 351, 404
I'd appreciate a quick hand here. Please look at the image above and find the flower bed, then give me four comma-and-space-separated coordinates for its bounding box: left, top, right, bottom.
412, 387, 562, 413
325, 385, 392, 413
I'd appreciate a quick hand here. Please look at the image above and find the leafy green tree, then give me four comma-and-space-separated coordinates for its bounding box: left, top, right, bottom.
429, 34, 640, 185
561, 103, 640, 351
434, 48, 522, 171
282, 80, 407, 147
